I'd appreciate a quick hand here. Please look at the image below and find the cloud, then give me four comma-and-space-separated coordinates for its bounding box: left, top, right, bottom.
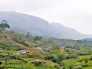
0, 0, 24, 11
0, 0, 92, 34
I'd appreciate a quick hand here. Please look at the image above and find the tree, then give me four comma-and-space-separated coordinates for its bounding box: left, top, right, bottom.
0, 20, 10, 31
33, 36, 42, 41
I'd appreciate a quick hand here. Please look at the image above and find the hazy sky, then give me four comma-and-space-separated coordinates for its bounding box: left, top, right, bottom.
0, 0, 92, 34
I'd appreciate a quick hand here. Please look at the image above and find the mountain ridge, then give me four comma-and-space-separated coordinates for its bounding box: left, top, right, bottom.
0, 11, 86, 39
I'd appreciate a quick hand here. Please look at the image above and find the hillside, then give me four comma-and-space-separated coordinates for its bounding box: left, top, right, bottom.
0, 21, 91, 69
0, 11, 84, 39
0, 30, 92, 69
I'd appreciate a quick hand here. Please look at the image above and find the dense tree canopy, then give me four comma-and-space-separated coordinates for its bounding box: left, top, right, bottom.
0, 20, 10, 31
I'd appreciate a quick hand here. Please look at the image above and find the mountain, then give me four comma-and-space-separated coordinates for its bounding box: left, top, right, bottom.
81, 38, 92, 42
49, 23, 84, 39
0, 11, 84, 39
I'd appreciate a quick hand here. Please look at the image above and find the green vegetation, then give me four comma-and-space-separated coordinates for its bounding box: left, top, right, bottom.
0, 20, 10, 31
0, 21, 92, 69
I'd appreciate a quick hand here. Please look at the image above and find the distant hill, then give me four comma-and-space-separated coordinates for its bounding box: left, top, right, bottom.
0, 11, 85, 39
81, 38, 92, 42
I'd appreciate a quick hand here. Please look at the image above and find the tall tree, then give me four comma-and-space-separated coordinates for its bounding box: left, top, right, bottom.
0, 20, 10, 31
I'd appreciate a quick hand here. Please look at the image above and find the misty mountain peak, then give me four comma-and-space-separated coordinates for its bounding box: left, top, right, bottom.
0, 11, 84, 39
